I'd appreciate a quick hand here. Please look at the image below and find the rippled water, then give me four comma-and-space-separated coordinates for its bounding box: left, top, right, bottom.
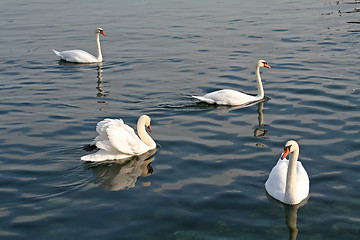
0, 0, 359, 239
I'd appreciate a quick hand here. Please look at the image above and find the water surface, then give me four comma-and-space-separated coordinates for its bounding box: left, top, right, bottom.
0, 0, 359, 239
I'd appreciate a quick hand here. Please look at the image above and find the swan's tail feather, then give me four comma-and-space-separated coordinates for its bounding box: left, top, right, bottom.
52, 49, 61, 56
81, 153, 104, 162
81, 150, 108, 162
192, 95, 216, 104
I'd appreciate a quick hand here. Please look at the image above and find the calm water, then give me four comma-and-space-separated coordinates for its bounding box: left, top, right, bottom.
0, 0, 359, 239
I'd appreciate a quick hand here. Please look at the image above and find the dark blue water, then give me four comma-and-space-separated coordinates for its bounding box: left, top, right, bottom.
0, 0, 359, 239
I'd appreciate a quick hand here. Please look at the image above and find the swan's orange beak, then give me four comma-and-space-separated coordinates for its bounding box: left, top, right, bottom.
281, 147, 290, 160
100, 30, 106, 36
147, 124, 152, 132
264, 63, 271, 68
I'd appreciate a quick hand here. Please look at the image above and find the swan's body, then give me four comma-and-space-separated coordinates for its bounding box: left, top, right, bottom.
81, 115, 156, 162
265, 140, 309, 205
53, 27, 106, 63
192, 60, 271, 106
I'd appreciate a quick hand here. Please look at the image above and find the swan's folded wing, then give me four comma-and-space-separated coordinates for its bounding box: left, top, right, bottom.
58, 50, 97, 63
93, 118, 124, 143
96, 140, 120, 154
265, 158, 288, 201
296, 161, 310, 199
205, 89, 255, 105
106, 124, 147, 155
96, 118, 124, 134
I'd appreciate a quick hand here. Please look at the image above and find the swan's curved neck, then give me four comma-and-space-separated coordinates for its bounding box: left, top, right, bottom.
137, 121, 156, 149
284, 149, 299, 204
95, 32, 103, 62
255, 65, 264, 100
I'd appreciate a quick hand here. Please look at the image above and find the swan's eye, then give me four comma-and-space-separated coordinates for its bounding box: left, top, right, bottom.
284, 145, 292, 151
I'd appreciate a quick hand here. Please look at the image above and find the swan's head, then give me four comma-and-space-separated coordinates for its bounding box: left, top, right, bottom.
96, 27, 106, 36
139, 115, 152, 132
258, 60, 271, 69
281, 140, 299, 160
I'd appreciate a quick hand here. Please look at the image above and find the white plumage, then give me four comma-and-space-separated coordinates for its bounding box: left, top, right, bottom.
52, 27, 106, 63
81, 115, 156, 162
193, 89, 256, 105
192, 59, 271, 106
265, 140, 309, 205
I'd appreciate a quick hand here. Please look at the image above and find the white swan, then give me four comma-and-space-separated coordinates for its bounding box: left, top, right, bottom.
52, 27, 106, 63
81, 115, 156, 162
192, 59, 271, 106
265, 140, 309, 205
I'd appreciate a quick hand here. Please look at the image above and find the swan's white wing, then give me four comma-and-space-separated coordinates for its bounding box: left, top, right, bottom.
55, 49, 98, 63
106, 123, 150, 155
96, 140, 120, 154
194, 89, 257, 105
96, 118, 124, 135
91, 119, 123, 144
296, 161, 310, 201
265, 157, 288, 202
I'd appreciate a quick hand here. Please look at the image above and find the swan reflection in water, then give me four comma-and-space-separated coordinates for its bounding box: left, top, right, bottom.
95, 63, 109, 98
254, 101, 269, 143
56, 61, 108, 98
266, 191, 309, 240
194, 100, 270, 145
85, 149, 156, 191
196, 100, 269, 145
